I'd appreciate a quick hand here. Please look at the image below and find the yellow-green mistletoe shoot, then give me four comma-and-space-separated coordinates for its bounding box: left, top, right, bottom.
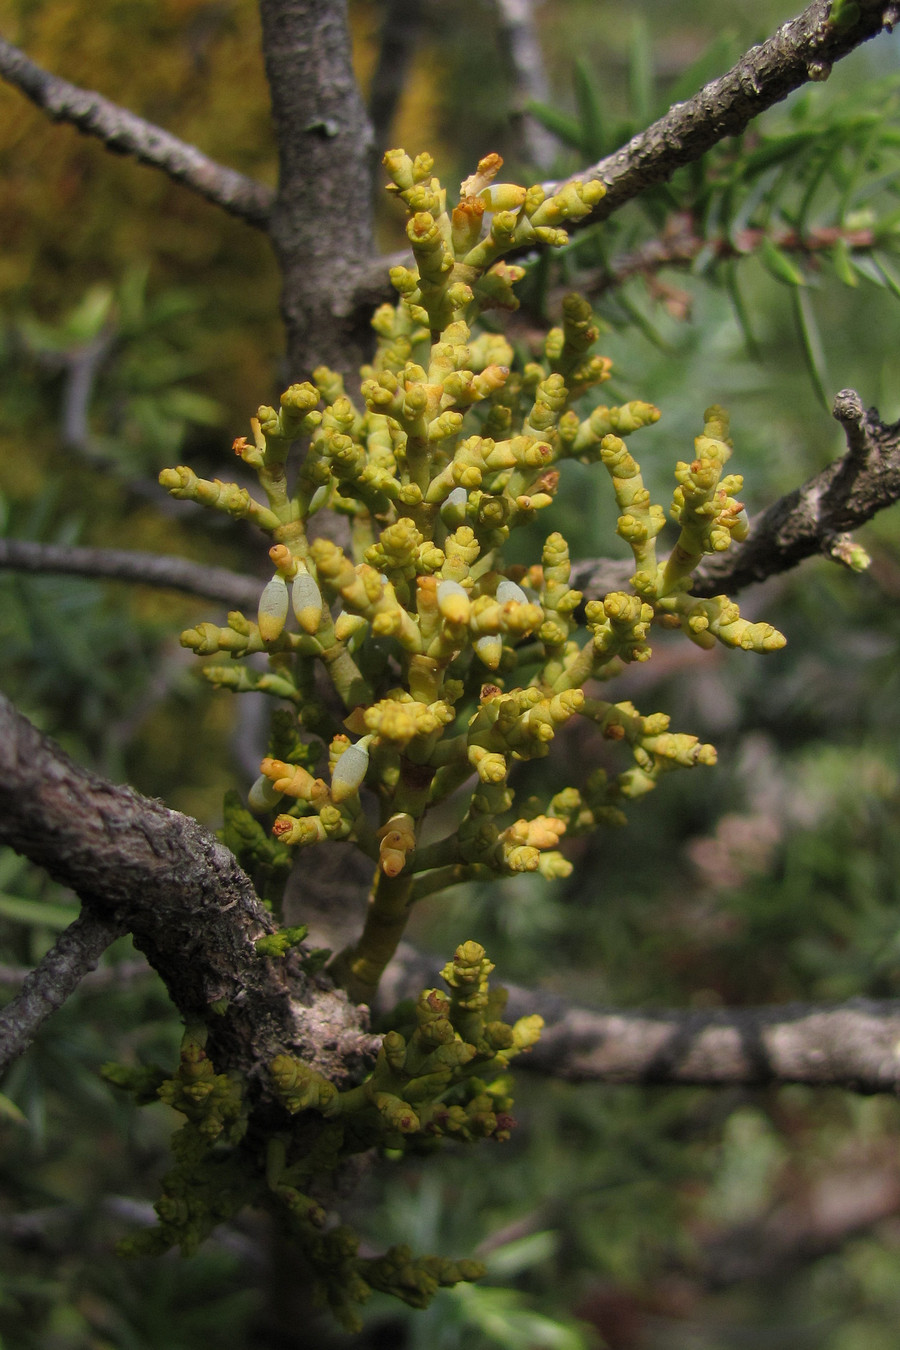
146, 149, 785, 1324
161, 148, 784, 1005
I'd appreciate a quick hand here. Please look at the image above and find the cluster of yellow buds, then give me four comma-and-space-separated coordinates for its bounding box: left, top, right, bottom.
270, 941, 541, 1146
161, 150, 786, 1005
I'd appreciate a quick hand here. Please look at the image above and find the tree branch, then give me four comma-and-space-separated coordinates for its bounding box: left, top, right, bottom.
0, 911, 125, 1074
694, 389, 900, 595
492, 0, 558, 171
577, 218, 881, 300
518, 994, 900, 1093
258, 0, 378, 379
0, 958, 151, 991
380, 946, 900, 1094
0, 539, 262, 609
348, 0, 900, 310
0, 693, 374, 1088
368, 0, 424, 152
0, 35, 274, 229
570, 390, 900, 600
548, 0, 899, 223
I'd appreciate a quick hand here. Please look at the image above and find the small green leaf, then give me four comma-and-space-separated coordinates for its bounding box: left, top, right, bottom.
483, 1229, 558, 1278
614, 288, 673, 352
573, 60, 605, 159
759, 236, 806, 287
851, 253, 891, 287
791, 286, 831, 411
0, 1092, 28, 1127
871, 202, 900, 241
525, 102, 582, 152
872, 252, 900, 301
628, 14, 653, 126
828, 0, 861, 32
723, 259, 761, 359
830, 236, 859, 287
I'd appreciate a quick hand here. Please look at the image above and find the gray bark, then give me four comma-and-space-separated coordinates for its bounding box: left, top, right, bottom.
258, 0, 378, 381
381, 946, 900, 1094
0, 912, 125, 1073
0, 693, 375, 1091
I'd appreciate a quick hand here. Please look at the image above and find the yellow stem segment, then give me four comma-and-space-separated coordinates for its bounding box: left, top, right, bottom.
328, 869, 415, 1004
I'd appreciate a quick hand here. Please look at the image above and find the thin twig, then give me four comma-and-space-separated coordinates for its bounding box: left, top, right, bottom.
570, 390, 900, 600
0, 35, 274, 229
546, 0, 899, 222
0, 958, 152, 991
0, 539, 262, 609
0, 911, 125, 1073
579, 219, 880, 298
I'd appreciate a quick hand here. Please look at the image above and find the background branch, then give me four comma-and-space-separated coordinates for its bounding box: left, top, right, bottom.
0, 539, 262, 609
0, 958, 151, 992
577, 218, 881, 300
368, 0, 424, 152
492, 0, 559, 171
0, 911, 125, 1074
381, 945, 900, 1093
0, 36, 274, 229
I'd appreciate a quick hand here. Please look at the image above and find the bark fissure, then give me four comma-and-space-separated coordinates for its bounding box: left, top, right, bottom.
0, 694, 374, 1090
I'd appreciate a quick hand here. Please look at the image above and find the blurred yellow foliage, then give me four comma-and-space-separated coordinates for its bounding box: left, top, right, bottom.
0, 0, 280, 417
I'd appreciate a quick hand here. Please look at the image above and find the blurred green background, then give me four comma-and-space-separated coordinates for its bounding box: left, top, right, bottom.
2, 0, 900, 1345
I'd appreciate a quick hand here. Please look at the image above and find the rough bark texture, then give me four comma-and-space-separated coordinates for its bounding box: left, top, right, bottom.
258, 0, 377, 381
0, 694, 374, 1090
0, 36, 274, 228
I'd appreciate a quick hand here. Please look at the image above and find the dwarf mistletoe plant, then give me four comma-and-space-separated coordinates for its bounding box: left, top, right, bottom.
162, 148, 784, 1002
122, 149, 786, 1324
